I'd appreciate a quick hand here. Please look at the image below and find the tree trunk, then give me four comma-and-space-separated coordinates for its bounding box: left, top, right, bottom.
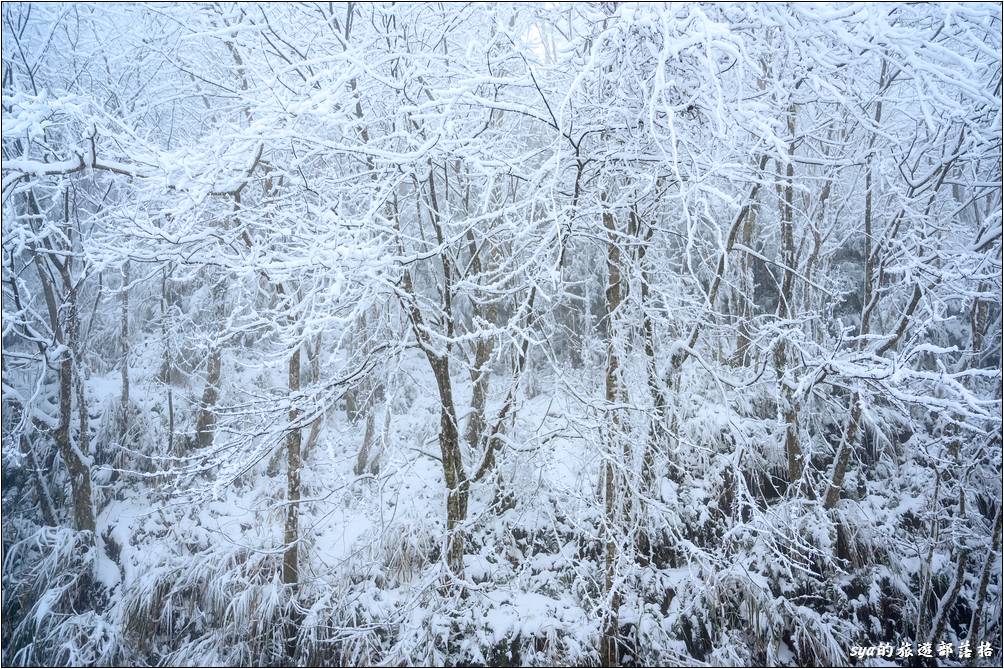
24, 189, 95, 533
159, 267, 175, 453
464, 303, 496, 453
120, 260, 130, 429
344, 320, 363, 424
302, 335, 324, 462
344, 383, 359, 423
194, 276, 225, 449
60, 284, 96, 533
776, 111, 805, 488
15, 419, 57, 527
968, 505, 1002, 645
824, 67, 891, 507
600, 209, 624, 667
369, 408, 391, 476
194, 345, 222, 448
823, 395, 862, 509
354, 410, 376, 476
636, 211, 666, 492
410, 166, 469, 583
731, 200, 757, 367
431, 355, 468, 581
283, 344, 302, 587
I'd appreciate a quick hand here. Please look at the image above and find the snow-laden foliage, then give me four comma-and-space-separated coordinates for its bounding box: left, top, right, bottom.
2, 3, 1001, 667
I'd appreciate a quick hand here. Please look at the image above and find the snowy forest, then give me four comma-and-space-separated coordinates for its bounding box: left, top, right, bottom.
1, 2, 1002, 666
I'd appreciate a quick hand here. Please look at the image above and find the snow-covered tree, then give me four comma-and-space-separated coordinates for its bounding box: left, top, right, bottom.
2, 3, 1000, 666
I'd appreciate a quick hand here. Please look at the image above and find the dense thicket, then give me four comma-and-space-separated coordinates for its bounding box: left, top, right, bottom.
2, 3, 1001, 666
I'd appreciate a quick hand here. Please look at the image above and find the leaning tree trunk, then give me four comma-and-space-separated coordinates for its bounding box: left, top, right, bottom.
6, 371, 58, 526
824, 396, 862, 509
967, 504, 1002, 645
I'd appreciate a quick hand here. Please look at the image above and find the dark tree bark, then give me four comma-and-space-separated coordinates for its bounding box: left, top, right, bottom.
195, 279, 225, 448
283, 344, 302, 587
600, 209, 624, 668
